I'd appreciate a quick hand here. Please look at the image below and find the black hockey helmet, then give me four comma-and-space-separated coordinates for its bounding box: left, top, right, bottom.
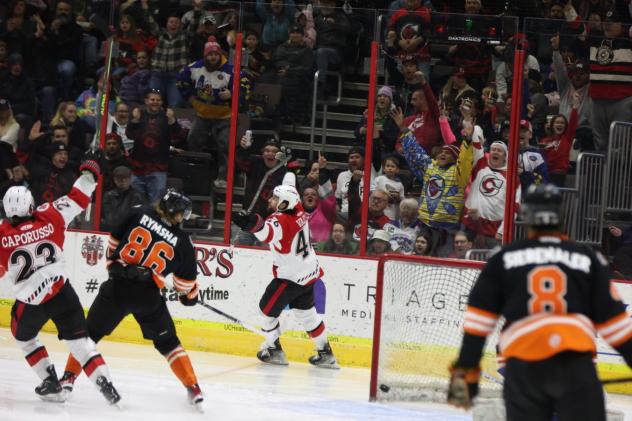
158, 188, 193, 221
521, 183, 562, 230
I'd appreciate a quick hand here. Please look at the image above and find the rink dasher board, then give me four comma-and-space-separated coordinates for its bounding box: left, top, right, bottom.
0, 231, 630, 394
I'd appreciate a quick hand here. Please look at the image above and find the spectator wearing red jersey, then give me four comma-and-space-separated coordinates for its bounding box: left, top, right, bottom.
540, 93, 580, 187
395, 71, 441, 154
588, 8, 632, 150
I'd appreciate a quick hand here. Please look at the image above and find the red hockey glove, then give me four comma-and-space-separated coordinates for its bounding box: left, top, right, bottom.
79, 160, 101, 180
447, 363, 480, 409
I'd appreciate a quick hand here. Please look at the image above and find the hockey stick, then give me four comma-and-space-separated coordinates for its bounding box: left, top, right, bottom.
197, 301, 262, 335
229, 149, 292, 250
601, 377, 632, 385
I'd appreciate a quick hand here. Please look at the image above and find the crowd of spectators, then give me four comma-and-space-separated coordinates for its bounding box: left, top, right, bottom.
0, 0, 630, 266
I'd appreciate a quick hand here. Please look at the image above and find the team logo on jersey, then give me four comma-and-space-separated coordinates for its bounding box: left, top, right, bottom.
426, 175, 445, 199
81, 235, 104, 266
479, 173, 504, 196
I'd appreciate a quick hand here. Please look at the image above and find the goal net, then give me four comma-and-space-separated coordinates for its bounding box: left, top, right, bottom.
369, 255, 503, 402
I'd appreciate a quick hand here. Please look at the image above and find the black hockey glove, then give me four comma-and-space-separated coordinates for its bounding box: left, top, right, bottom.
179, 283, 199, 306
231, 210, 263, 232
107, 261, 125, 280
447, 363, 480, 409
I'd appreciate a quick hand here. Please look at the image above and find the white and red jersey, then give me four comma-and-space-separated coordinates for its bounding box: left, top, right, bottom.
254, 203, 323, 285
0, 175, 95, 305
462, 140, 521, 237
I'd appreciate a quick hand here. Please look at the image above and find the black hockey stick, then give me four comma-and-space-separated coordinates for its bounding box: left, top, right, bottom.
601, 377, 632, 385
197, 301, 262, 335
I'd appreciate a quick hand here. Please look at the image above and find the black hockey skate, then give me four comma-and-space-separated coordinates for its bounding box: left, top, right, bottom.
59, 370, 77, 394
186, 383, 204, 413
96, 376, 121, 406
308, 342, 340, 369
256, 339, 289, 366
35, 365, 66, 402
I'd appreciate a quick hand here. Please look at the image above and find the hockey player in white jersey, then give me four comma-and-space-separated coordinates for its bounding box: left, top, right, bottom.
232, 184, 338, 368
0, 159, 121, 405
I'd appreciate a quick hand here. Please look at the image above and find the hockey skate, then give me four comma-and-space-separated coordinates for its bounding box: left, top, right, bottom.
186, 383, 204, 413
96, 376, 121, 407
256, 339, 289, 366
35, 366, 66, 402
308, 342, 340, 369
59, 370, 77, 396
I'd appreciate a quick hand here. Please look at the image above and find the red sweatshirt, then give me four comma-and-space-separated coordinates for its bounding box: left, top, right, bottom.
398, 83, 441, 153
540, 108, 578, 174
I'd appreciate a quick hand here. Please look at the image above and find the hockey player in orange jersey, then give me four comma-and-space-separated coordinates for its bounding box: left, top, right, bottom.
232, 184, 338, 368
448, 184, 632, 420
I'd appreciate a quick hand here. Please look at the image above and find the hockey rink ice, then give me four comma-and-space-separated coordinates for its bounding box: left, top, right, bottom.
1, 329, 632, 421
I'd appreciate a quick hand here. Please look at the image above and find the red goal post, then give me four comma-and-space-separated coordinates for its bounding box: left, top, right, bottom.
369, 254, 503, 402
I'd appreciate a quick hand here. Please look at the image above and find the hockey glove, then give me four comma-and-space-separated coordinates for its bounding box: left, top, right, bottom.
231, 210, 263, 232
447, 363, 480, 409
79, 159, 101, 181
107, 261, 125, 280
179, 282, 199, 306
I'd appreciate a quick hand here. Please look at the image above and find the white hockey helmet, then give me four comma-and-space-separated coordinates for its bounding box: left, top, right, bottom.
273, 184, 300, 211
3, 186, 34, 218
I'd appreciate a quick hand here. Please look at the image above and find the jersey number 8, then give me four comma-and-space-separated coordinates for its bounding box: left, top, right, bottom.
527, 265, 568, 314
119, 227, 175, 273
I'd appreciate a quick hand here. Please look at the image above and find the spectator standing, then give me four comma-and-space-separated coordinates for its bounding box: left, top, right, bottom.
274, 25, 314, 125
100, 166, 147, 232
517, 120, 549, 190
373, 156, 405, 220
313, 0, 350, 98
334, 146, 380, 220
397, 57, 424, 115
26, 124, 82, 173
256, 0, 296, 49
316, 223, 358, 255
300, 153, 337, 243
462, 139, 521, 248
178, 36, 240, 187
126, 90, 181, 204
355, 86, 401, 157
551, 33, 592, 130
495, 45, 540, 101
540, 96, 579, 186
387, 0, 432, 83
588, 8, 632, 150
189, 15, 227, 62
46, 1, 84, 100
397, 72, 441, 154
29, 142, 77, 205
114, 14, 156, 77
395, 107, 475, 256
106, 102, 133, 152
119, 50, 152, 108
150, 14, 188, 108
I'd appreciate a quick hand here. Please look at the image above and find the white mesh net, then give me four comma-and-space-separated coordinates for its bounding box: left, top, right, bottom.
372, 258, 503, 402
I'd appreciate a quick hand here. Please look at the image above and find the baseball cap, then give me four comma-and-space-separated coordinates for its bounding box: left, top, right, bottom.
113, 166, 132, 178
289, 25, 303, 34
370, 230, 391, 243
520, 119, 532, 132
202, 14, 217, 25
0, 98, 10, 110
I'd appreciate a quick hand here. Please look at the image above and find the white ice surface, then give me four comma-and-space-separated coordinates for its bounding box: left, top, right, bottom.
0, 328, 631, 420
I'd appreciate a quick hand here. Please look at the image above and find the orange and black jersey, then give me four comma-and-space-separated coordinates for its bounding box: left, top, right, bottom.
107, 208, 197, 294
457, 236, 632, 368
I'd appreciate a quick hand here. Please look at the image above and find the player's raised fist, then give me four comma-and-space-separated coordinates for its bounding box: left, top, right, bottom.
232, 211, 262, 232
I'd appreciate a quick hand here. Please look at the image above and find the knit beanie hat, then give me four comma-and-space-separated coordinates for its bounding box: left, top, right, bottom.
441, 144, 460, 161
377, 86, 393, 102
204, 36, 222, 57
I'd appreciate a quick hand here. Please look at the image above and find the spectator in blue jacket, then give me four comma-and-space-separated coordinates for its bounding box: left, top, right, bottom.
256, 0, 296, 50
